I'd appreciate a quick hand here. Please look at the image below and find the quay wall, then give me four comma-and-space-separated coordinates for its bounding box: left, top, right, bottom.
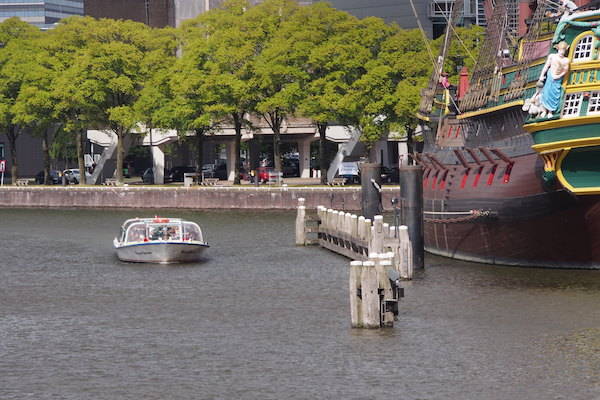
0, 186, 401, 211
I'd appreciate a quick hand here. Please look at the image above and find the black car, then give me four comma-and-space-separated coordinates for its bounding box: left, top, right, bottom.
381, 166, 399, 184
35, 170, 61, 184
166, 166, 196, 182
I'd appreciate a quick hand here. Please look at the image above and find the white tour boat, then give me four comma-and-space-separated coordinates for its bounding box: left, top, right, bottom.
114, 217, 209, 263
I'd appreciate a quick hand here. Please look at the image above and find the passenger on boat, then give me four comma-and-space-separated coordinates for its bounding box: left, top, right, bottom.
150, 226, 165, 241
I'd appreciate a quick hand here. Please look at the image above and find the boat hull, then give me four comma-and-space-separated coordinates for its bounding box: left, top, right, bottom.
115, 242, 209, 264
422, 147, 600, 269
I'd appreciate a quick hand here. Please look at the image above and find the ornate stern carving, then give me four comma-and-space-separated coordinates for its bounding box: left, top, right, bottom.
541, 150, 564, 172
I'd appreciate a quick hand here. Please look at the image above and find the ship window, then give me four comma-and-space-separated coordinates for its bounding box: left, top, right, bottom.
562, 93, 583, 117
588, 91, 600, 114
573, 35, 593, 61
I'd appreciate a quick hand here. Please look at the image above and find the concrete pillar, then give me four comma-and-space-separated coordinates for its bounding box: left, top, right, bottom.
298, 138, 312, 178
399, 165, 424, 269
151, 145, 165, 185
360, 163, 382, 220
226, 140, 236, 181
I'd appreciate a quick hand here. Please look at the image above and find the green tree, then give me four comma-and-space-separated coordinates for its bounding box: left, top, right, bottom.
181, 0, 259, 184
436, 25, 484, 83
12, 30, 66, 185
329, 17, 398, 160
52, 17, 174, 184
47, 17, 106, 184
134, 27, 178, 182
298, 3, 358, 183
248, 0, 301, 174
379, 28, 435, 160
0, 18, 42, 183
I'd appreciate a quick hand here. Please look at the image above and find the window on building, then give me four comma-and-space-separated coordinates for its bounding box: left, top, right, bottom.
573, 35, 594, 61
562, 93, 583, 117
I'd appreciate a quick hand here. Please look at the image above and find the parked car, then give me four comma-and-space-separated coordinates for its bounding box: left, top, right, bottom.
35, 170, 61, 185
380, 166, 399, 184
256, 166, 274, 183
142, 168, 154, 184
201, 163, 228, 180
338, 162, 360, 184
63, 168, 90, 184
282, 158, 299, 177
166, 166, 196, 182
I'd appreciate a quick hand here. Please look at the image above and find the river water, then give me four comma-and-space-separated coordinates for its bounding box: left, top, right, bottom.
0, 208, 598, 400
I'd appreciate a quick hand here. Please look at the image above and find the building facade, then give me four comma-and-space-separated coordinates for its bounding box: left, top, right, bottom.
84, 0, 174, 27
0, 0, 84, 28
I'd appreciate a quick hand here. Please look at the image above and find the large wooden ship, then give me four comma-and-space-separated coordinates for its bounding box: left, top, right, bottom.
416, 0, 600, 268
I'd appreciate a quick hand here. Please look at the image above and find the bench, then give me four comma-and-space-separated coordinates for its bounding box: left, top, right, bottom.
15, 178, 34, 186
328, 178, 347, 186
201, 178, 219, 186
103, 178, 118, 186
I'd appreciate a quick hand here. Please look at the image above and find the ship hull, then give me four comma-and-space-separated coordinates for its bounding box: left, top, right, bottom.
422, 130, 600, 269
424, 193, 600, 269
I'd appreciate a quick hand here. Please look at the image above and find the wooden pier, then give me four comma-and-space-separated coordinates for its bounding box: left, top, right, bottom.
296, 198, 413, 328
296, 198, 413, 280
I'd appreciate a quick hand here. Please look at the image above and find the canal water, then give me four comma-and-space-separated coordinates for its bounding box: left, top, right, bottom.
0, 208, 598, 399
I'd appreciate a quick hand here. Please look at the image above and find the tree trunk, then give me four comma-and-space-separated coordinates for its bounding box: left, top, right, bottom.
42, 129, 50, 185
317, 122, 328, 185
76, 130, 86, 185
368, 145, 378, 163
233, 113, 242, 185
7, 126, 18, 185
116, 129, 124, 184
195, 128, 204, 175
271, 112, 282, 173
406, 125, 414, 166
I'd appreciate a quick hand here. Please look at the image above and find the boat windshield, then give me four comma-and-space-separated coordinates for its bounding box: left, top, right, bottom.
183, 222, 202, 242
148, 223, 182, 241
126, 222, 147, 243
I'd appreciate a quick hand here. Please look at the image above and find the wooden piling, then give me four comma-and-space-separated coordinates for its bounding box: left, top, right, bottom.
398, 225, 413, 280
375, 255, 395, 327
350, 253, 402, 328
349, 260, 363, 328
370, 215, 384, 255
295, 198, 306, 245
360, 260, 380, 328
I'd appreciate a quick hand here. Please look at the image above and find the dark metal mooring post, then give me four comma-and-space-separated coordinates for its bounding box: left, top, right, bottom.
399, 165, 424, 268
361, 163, 382, 220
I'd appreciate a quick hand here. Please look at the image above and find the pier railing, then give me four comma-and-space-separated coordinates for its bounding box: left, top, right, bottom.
296, 198, 413, 280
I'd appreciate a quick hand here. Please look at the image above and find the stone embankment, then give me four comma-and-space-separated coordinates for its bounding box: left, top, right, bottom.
0, 186, 400, 210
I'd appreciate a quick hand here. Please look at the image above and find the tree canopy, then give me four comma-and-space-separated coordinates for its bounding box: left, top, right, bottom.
0, 3, 482, 183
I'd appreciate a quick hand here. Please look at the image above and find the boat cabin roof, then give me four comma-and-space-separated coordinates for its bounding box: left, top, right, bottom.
119, 217, 204, 244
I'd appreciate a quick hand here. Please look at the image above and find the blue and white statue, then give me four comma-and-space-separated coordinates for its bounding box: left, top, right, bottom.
524, 41, 570, 119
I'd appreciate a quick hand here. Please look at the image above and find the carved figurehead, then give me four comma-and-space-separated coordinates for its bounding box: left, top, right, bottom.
523, 41, 570, 119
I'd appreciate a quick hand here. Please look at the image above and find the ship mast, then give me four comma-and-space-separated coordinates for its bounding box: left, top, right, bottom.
459, 0, 510, 111
418, 0, 465, 116
460, 0, 554, 111
504, 0, 554, 101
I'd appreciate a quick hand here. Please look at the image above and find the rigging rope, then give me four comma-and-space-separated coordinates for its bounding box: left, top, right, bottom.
433, 2, 478, 63
408, 0, 436, 68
